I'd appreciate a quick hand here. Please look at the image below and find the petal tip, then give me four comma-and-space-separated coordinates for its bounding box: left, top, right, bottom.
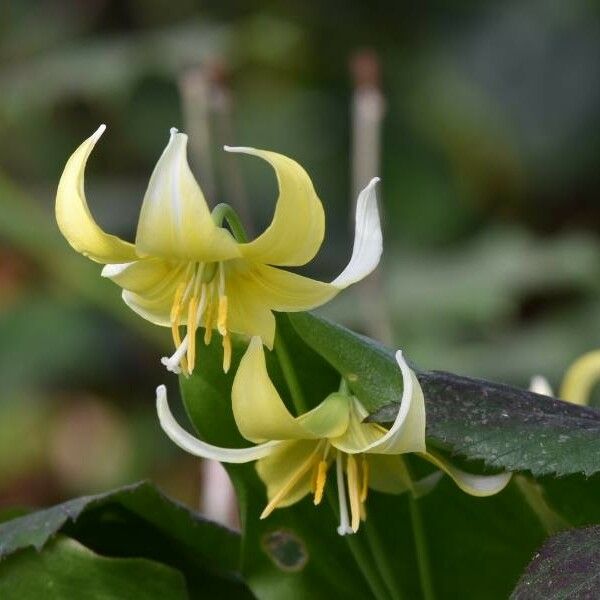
223, 145, 253, 155
91, 124, 107, 142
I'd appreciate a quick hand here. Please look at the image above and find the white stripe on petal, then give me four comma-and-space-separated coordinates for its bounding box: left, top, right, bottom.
156, 385, 281, 463
331, 177, 382, 289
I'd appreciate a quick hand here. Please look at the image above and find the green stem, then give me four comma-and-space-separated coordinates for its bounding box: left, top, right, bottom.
273, 331, 308, 413
407, 490, 435, 600
364, 519, 404, 600
514, 474, 569, 535
324, 489, 390, 600
211, 203, 248, 242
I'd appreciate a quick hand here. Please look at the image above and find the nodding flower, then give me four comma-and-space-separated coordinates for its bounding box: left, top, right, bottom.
56, 126, 383, 375
157, 337, 511, 535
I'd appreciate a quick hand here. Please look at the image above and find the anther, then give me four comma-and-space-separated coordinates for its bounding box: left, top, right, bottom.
217, 296, 228, 336
313, 460, 328, 505
347, 454, 361, 533
222, 334, 232, 373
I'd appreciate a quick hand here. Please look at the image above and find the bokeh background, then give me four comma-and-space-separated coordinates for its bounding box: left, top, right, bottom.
1, 0, 599, 514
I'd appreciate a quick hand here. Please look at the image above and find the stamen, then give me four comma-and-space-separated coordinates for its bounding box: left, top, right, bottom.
313, 461, 328, 505
203, 284, 215, 345
217, 296, 228, 336
336, 453, 352, 535
222, 334, 232, 373
347, 454, 361, 533
360, 455, 369, 503
186, 296, 198, 375
260, 446, 320, 520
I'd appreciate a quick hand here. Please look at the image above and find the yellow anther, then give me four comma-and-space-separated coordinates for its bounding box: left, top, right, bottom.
186, 296, 199, 375
313, 460, 328, 505
222, 334, 232, 373
360, 455, 369, 503
347, 454, 361, 533
217, 295, 228, 336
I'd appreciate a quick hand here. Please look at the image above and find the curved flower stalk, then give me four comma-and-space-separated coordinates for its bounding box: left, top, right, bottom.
157, 337, 511, 535
56, 126, 383, 375
530, 349, 600, 406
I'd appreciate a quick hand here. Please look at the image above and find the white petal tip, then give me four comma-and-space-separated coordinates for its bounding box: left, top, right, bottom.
101, 262, 134, 278
223, 145, 252, 154
368, 176, 381, 187
91, 124, 107, 141
170, 127, 179, 135
529, 375, 553, 397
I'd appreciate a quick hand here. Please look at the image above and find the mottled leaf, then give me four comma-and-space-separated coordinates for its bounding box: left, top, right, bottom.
289, 312, 600, 477
511, 525, 600, 599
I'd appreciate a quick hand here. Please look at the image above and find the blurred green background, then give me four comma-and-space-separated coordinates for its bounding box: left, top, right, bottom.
1, 0, 599, 512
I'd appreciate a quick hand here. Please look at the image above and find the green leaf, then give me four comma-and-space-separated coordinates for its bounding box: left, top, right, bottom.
0, 535, 188, 599
179, 334, 375, 600
0, 481, 249, 598
511, 524, 600, 599
416, 477, 546, 599
289, 312, 600, 477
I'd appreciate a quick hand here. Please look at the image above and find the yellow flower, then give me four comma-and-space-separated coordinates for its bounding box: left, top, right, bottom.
56, 126, 383, 374
157, 337, 511, 534
530, 349, 600, 406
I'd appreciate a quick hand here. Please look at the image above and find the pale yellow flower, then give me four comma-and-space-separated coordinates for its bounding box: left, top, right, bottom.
530, 349, 600, 406
56, 126, 383, 375
157, 338, 511, 534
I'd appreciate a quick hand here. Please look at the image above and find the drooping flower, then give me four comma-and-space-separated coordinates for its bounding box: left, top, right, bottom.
157, 337, 511, 534
56, 126, 383, 375
530, 349, 600, 406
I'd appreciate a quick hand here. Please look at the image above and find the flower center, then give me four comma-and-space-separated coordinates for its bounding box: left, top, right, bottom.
161, 260, 231, 375
259, 442, 370, 535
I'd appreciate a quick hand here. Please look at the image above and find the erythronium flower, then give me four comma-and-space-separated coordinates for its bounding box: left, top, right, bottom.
530, 349, 600, 406
56, 126, 383, 375
157, 337, 511, 535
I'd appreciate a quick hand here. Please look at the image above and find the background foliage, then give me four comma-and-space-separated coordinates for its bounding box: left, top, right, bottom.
1, 1, 600, 597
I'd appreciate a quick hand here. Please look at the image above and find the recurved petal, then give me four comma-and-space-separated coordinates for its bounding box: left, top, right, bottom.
232, 337, 310, 443
136, 129, 240, 261
55, 125, 137, 264
255, 440, 319, 509
420, 450, 512, 497
331, 177, 382, 289
227, 146, 325, 267
225, 267, 277, 347
529, 375, 554, 397
296, 393, 351, 439
233, 262, 338, 313
101, 257, 180, 294
157, 385, 282, 463
559, 350, 600, 406
351, 351, 426, 455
